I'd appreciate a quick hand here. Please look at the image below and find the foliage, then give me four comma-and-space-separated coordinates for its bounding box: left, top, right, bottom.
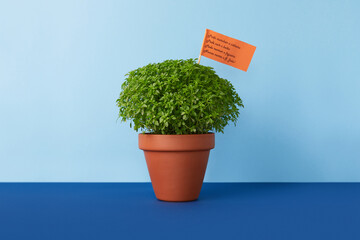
116, 59, 244, 134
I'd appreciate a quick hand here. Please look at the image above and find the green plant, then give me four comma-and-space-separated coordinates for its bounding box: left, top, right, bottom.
116, 58, 244, 134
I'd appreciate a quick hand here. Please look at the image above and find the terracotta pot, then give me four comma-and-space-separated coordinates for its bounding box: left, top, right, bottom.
139, 133, 215, 202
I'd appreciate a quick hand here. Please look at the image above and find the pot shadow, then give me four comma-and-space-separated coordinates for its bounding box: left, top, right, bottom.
199, 182, 307, 201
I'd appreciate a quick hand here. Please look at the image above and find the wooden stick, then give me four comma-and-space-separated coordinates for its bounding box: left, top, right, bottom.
197, 55, 202, 64
198, 29, 208, 64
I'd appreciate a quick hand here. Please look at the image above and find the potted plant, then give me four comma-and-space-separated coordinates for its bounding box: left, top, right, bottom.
116, 59, 243, 202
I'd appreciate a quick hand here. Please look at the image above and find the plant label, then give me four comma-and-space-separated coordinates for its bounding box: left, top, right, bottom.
199, 29, 256, 72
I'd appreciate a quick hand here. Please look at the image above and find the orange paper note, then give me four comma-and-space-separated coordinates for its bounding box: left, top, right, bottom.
199, 29, 256, 71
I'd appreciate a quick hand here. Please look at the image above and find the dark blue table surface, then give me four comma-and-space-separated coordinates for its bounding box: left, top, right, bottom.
0, 183, 359, 240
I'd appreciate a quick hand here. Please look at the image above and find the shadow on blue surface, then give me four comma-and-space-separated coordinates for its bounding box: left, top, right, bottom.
200, 182, 299, 200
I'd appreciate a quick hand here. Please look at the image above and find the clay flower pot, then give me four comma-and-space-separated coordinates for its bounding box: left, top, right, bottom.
139, 133, 215, 202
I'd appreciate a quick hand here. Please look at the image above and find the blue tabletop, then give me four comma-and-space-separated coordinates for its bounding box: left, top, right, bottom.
0, 183, 359, 240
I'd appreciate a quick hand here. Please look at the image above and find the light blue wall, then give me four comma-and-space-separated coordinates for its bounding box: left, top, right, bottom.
1, 0, 359, 182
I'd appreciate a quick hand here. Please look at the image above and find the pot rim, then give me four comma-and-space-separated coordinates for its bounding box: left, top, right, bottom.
139, 132, 214, 136
138, 133, 215, 152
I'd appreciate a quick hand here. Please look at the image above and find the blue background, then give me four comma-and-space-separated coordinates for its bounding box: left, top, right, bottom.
0, 0, 359, 182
